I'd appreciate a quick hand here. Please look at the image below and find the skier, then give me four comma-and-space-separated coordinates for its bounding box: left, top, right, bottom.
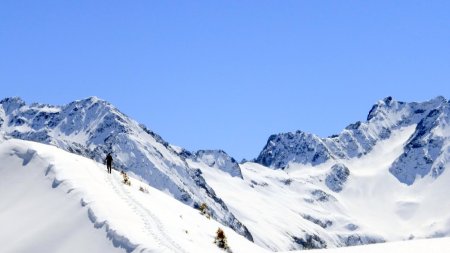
105, 153, 113, 174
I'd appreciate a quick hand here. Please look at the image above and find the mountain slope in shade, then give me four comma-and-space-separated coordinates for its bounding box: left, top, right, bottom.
0, 97, 252, 240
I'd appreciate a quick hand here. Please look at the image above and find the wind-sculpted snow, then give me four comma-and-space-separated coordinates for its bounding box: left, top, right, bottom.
255, 96, 450, 185
0, 96, 252, 240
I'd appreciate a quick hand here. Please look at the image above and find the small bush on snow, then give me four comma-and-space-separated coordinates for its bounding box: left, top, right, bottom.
139, 186, 149, 193
214, 228, 232, 252
120, 171, 131, 186
199, 203, 211, 219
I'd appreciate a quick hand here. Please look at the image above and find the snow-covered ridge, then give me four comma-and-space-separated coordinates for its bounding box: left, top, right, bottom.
0, 96, 252, 241
0, 138, 266, 253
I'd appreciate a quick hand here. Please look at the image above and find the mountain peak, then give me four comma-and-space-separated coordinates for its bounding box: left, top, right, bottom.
0, 97, 26, 114
255, 130, 329, 168
0, 96, 25, 104
428, 96, 448, 110
194, 149, 243, 178
377, 96, 446, 108
381, 96, 395, 105
71, 96, 111, 108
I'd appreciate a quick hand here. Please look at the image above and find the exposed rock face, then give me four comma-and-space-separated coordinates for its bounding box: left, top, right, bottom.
292, 234, 327, 250
389, 102, 450, 185
325, 163, 350, 192
256, 131, 331, 168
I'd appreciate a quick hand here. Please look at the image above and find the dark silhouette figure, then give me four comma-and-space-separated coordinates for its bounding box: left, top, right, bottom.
105, 153, 113, 174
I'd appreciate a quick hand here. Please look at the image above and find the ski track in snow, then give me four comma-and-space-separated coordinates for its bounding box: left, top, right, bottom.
105, 171, 187, 253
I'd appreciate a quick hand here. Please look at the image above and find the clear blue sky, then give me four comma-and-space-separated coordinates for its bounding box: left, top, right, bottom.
1, 1, 449, 160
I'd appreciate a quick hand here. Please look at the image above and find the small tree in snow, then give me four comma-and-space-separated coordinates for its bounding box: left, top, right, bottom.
199, 203, 211, 219
121, 171, 131, 186
214, 228, 231, 252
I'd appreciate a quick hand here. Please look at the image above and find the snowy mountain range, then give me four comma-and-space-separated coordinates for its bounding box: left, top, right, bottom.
256, 96, 450, 186
1, 96, 450, 252
0, 97, 252, 241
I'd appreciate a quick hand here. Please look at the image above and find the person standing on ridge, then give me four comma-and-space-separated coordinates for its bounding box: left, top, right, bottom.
105, 153, 113, 174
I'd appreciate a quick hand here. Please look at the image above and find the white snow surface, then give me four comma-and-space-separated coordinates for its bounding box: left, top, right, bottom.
190, 125, 450, 251
299, 237, 450, 253
0, 138, 267, 253
3, 132, 450, 253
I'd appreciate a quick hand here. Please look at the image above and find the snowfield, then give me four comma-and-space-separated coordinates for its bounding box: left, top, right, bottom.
302, 237, 450, 253
0, 138, 267, 253
191, 125, 450, 251
2, 135, 450, 252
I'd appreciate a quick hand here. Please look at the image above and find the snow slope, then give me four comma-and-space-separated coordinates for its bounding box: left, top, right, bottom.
301, 237, 450, 253
0, 149, 124, 253
4, 137, 450, 253
0, 138, 267, 253
0, 97, 252, 240
190, 124, 450, 251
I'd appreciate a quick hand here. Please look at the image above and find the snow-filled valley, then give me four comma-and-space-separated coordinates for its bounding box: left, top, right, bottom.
1, 96, 450, 252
